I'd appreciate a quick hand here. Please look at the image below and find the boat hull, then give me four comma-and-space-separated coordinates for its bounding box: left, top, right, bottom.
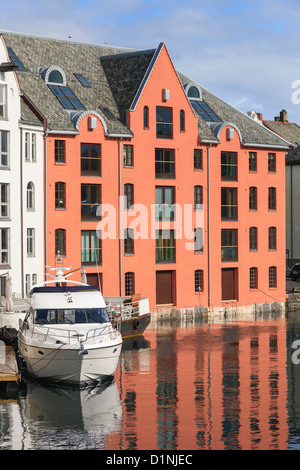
18, 334, 122, 386
118, 313, 151, 339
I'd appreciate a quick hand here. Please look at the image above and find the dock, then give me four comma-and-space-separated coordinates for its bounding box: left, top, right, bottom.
0, 345, 19, 383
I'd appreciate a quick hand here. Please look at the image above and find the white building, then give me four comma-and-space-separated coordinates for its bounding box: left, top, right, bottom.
0, 35, 44, 299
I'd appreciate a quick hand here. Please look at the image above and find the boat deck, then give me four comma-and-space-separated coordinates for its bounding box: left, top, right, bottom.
0, 346, 19, 382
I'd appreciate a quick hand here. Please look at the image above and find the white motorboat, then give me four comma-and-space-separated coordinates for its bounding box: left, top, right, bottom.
18, 269, 123, 387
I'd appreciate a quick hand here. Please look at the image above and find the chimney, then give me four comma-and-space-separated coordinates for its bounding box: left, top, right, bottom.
280, 109, 288, 122
256, 113, 262, 120
275, 110, 288, 122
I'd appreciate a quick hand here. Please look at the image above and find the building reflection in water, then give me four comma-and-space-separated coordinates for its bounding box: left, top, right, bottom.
110, 317, 289, 450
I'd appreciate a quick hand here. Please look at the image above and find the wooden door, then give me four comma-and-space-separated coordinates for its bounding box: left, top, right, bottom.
221, 268, 237, 301
156, 271, 173, 305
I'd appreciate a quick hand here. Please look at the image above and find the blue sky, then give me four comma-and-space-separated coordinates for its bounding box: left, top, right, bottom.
2, 0, 300, 123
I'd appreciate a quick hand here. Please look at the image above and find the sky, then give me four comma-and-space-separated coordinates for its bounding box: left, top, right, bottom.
2, 0, 300, 123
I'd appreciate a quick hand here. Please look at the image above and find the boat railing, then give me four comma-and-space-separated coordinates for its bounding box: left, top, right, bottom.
21, 322, 116, 345
105, 297, 149, 322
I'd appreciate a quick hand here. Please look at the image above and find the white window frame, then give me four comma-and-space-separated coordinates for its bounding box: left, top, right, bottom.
25, 132, 30, 161
27, 228, 35, 257
0, 130, 9, 168
0, 183, 9, 218
31, 133, 36, 162
0, 83, 7, 119
26, 182, 35, 211
0, 228, 10, 265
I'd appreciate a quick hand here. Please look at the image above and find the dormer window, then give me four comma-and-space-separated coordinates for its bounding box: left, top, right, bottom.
40, 66, 85, 110
187, 86, 200, 99
49, 70, 64, 84
186, 83, 221, 123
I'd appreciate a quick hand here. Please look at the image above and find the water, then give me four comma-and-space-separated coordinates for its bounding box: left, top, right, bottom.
1, 311, 300, 450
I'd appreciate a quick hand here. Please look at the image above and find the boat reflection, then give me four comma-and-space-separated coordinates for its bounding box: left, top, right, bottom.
19, 376, 122, 449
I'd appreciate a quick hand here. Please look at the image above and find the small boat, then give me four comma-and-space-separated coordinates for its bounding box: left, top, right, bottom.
105, 294, 151, 339
18, 269, 123, 387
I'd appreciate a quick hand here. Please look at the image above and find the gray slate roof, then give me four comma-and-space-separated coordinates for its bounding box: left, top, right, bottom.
0, 30, 290, 148
263, 120, 300, 147
286, 145, 300, 163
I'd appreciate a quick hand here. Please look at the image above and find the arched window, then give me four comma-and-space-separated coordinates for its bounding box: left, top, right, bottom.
187, 86, 200, 99
26, 182, 35, 210
48, 70, 64, 84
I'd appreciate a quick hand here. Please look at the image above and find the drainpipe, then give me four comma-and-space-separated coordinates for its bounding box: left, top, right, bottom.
207, 144, 211, 308
118, 138, 123, 296
44, 131, 48, 280
20, 128, 24, 298
290, 163, 293, 264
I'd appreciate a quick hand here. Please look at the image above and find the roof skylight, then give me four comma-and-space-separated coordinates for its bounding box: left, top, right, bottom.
7, 47, 26, 71
191, 100, 221, 122
74, 73, 91, 88
49, 85, 85, 110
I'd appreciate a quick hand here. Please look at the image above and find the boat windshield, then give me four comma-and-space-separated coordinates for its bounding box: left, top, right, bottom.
34, 308, 110, 325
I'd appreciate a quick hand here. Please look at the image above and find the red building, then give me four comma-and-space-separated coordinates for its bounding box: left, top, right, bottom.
1, 32, 289, 312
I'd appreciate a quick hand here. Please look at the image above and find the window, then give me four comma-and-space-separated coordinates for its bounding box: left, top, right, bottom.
268, 153, 276, 172
194, 149, 203, 170
124, 144, 134, 166
55, 182, 66, 209
27, 228, 35, 257
155, 148, 175, 178
249, 187, 257, 210
55, 140, 66, 163
55, 229, 66, 256
32, 134, 36, 162
48, 84, 84, 110
0, 228, 9, 265
124, 184, 134, 209
124, 228, 134, 255
125, 272, 135, 296
249, 152, 257, 172
156, 106, 173, 138
194, 227, 204, 253
81, 184, 101, 220
81, 143, 101, 176
190, 100, 221, 122
156, 230, 175, 263
0, 83, 7, 118
221, 152, 237, 180
221, 188, 237, 220
155, 186, 175, 221
1, 130, 9, 167
0, 183, 9, 218
81, 231, 102, 265
25, 133, 30, 161
188, 86, 200, 99
48, 70, 63, 84
26, 182, 34, 211
250, 267, 258, 289
268, 227, 277, 250
194, 185, 203, 210
195, 269, 204, 292
143, 106, 149, 128
249, 227, 258, 251
221, 229, 238, 261
74, 73, 91, 87
26, 274, 31, 296
180, 110, 185, 132
268, 187, 276, 210
7, 47, 26, 71
269, 266, 277, 288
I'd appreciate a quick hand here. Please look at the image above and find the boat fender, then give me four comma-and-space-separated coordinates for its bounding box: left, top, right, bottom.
134, 319, 140, 330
